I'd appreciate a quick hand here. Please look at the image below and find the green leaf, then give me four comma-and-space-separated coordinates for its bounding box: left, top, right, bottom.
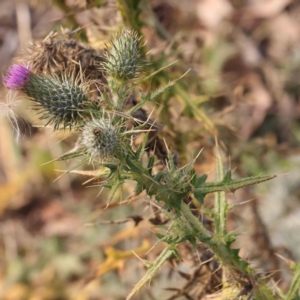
135, 133, 148, 159
153, 172, 165, 183
126, 157, 143, 174
147, 156, 155, 175
134, 182, 144, 195
190, 169, 197, 186
194, 174, 208, 187
126, 92, 151, 115
192, 175, 206, 202
286, 263, 300, 300
167, 151, 176, 172
194, 174, 276, 195
56, 150, 86, 161
179, 160, 195, 182
108, 178, 124, 202
103, 163, 118, 179
155, 233, 165, 240
134, 61, 177, 87
224, 233, 237, 245
186, 235, 197, 247
223, 170, 233, 183
150, 69, 190, 102
194, 190, 205, 204
126, 246, 177, 300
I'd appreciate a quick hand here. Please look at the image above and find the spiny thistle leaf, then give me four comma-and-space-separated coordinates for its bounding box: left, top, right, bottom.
194, 174, 276, 196
105, 172, 124, 202
193, 174, 208, 204
107, 180, 124, 202
125, 156, 143, 174
126, 91, 151, 115
126, 247, 177, 300
194, 189, 205, 204
147, 156, 155, 175
149, 69, 190, 101
134, 182, 144, 195
135, 60, 177, 86
194, 174, 208, 187
56, 150, 86, 161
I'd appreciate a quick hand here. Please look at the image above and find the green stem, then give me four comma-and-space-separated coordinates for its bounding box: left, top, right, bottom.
179, 202, 277, 300
126, 246, 176, 300
180, 202, 247, 274
214, 148, 227, 237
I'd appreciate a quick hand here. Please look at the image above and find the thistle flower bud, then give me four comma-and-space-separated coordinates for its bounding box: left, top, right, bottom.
81, 119, 121, 160
103, 30, 145, 81
3, 65, 89, 130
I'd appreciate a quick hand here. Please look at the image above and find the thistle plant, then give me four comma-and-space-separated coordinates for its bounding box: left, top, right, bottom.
2, 29, 300, 300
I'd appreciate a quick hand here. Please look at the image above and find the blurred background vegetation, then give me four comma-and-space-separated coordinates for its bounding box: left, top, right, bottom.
0, 0, 300, 299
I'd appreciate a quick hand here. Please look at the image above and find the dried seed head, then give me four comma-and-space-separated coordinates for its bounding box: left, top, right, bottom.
25, 30, 107, 100
28, 31, 104, 80
81, 119, 121, 160
103, 30, 145, 80
3, 64, 90, 130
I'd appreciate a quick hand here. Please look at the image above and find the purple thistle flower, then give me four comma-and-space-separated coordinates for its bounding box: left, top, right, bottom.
3, 64, 32, 90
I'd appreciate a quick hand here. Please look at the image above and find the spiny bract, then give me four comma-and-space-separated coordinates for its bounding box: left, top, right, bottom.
25, 74, 89, 130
